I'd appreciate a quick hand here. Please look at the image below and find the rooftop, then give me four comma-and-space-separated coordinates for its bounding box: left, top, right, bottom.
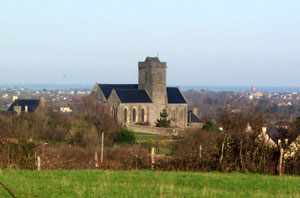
114, 89, 152, 103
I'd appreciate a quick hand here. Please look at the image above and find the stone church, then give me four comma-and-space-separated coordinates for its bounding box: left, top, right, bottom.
91, 57, 188, 128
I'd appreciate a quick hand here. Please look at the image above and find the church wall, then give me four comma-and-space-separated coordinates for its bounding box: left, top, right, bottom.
117, 103, 188, 128
167, 104, 188, 128
90, 84, 106, 102
106, 93, 188, 128
106, 90, 121, 121
106, 90, 121, 107
148, 104, 168, 127
118, 103, 153, 126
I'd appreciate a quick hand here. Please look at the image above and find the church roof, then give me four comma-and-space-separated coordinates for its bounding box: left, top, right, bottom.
167, 87, 187, 104
7, 99, 40, 113
97, 84, 187, 104
114, 89, 152, 103
145, 57, 160, 63
97, 84, 138, 99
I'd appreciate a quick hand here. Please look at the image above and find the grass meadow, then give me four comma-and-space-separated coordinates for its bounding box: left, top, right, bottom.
1, 170, 300, 198
133, 132, 173, 141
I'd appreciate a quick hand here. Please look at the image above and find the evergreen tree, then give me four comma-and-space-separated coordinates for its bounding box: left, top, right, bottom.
156, 109, 171, 128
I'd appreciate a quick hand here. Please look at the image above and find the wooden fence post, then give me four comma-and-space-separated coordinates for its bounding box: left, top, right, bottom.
95, 152, 99, 168
37, 156, 41, 171
279, 148, 284, 176
278, 139, 284, 176
100, 132, 104, 164
151, 147, 155, 170
283, 138, 288, 173
199, 145, 202, 159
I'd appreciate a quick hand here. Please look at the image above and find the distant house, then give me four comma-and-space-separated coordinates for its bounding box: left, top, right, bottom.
60, 107, 72, 113
187, 107, 203, 127
7, 97, 45, 114
258, 127, 277, 148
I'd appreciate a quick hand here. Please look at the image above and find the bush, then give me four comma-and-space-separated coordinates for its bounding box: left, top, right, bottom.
156, 109, 171, 128
115, 129, 136, 144
202, 120, 218, 131
0, 139, 38, 169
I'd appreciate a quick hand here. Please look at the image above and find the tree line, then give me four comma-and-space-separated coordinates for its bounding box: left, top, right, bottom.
1, 97, 300, 174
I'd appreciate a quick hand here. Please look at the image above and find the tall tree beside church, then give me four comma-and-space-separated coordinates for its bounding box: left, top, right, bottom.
156, 109, 171, 128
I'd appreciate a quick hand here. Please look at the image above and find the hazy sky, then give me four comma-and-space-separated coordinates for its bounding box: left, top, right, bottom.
1, 0, 300, 87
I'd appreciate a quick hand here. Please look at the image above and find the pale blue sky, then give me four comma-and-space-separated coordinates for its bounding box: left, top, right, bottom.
1, 0, 300, 86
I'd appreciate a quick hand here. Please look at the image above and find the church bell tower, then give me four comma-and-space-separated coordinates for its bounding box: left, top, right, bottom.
138, 57, 167, 105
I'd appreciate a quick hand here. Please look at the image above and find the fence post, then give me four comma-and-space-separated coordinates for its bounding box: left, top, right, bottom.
37, 156, 41, 171
199, 145, 202, 159
95, 152, 99, 168
100, 132, 104, 164
151, 147, 155, 170
278, 139, 283, 176
283, 138, 288, 173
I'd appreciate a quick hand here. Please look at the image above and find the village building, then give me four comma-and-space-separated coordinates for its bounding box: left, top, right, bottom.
91, 57, 188, 128
7, 96, 45, 114
60, 107, 73, 113
187, 107, 202, 128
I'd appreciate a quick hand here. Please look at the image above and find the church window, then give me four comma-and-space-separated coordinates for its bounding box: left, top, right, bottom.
124, 108, 128, 124
132, 108, 137, 122
172, 110, 176, 120
141, 108, 145, 122
113, 107, 118, 119
111, 107, 115, 118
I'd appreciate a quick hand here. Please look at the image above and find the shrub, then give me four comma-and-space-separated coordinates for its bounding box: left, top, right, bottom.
115, 129, 136, 144
202, 120, 218, 131
156, 109, 171, 128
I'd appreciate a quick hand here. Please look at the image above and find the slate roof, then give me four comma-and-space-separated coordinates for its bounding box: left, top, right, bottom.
266, 129, 278, 144
7, 99, 40, 113
188, 111, 202, 123
114, 89, 152, 103
266, 128, 290, 146
167, 87, 187, 104
97, 84, 138, 99
145, 57, 160, 63
97, 84, 187, 104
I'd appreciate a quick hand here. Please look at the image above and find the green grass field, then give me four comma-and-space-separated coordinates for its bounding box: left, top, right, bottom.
1, 170, 300, 198
133, 132, 173, 155
133, 132, 173, 141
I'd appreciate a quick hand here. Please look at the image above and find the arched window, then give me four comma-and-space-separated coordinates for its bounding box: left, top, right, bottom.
114, 108, 118, 119
111, 107, 115, 118
112, 107, 117, 119
172, 110, 176, 120
132, 108, 137, 122
141, 108, 145, 122
124, 108, 128, 124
